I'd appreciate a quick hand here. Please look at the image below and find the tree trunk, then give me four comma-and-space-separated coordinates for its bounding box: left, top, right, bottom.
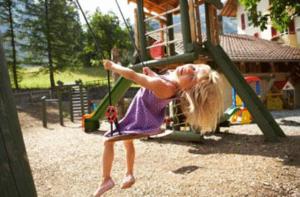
7, 0, 18, 89
45, 0, 55, 91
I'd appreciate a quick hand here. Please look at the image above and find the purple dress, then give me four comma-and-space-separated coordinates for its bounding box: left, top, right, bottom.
105, 88, 172, 136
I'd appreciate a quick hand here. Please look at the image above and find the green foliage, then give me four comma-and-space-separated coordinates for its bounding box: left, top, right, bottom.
240, 0, 300, 32
0, 0, 20, 89
81, 10, 133, 67
17, 66, 107, 89
19, 0, 83, 68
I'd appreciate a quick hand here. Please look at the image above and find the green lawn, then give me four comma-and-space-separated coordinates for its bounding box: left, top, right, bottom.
16, 66, 107, 89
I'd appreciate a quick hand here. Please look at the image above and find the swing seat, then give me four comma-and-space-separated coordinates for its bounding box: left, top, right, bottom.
104, 130, 173, 142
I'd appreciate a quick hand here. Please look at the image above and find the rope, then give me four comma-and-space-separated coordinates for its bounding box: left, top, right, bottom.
72, 0, 117, 133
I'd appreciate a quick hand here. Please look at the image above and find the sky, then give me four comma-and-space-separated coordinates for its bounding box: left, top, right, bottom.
78, 0, 136, 24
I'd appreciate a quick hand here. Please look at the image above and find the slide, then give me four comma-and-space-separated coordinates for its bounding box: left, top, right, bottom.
222, 106, 240, 122
84, 77, 132, 132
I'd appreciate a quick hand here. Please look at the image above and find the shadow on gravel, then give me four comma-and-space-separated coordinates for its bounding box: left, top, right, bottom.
17, 103, 68, 124
147, 132, 300, 168
172, 165, 201, 175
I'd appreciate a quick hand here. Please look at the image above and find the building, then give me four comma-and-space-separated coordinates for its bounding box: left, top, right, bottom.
222, 0, 300, 48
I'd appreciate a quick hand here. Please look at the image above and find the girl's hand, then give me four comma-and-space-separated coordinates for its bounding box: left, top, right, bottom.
103, 60, 113, 70
143, 67, 157, 77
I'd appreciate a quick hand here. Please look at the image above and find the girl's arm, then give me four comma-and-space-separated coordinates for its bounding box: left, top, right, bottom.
103, 60, 176, 98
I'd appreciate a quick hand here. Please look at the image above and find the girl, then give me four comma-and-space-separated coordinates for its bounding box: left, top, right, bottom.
93, 60, 223, 196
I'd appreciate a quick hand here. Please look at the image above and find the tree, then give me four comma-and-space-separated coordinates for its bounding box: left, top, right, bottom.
82, 11, 133, 67
0, 0, 20, 89
19, 0, 84, 89
240, 0, 300, 32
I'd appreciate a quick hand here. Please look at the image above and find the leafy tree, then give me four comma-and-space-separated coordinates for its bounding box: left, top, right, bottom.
240, 0, 300, 32
0, 0, 20, 89
19, 0, 84, 89
82, 11, 133, 67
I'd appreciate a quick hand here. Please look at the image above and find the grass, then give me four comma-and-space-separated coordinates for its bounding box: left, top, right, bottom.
16, 66, 108, 89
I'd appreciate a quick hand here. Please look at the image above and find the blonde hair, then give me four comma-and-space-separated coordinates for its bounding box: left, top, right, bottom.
179, 69, 224, 133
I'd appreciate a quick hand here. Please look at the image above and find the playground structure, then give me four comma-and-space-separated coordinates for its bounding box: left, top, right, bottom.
229, 76, 261, 124
83, 0, 285, 142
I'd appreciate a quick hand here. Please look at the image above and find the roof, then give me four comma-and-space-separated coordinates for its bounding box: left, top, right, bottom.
219, 34, 300, 62
128, 0, 179, 14
220, 0, 237, 17
151, 33, 300, 62
127, 0, 223, 14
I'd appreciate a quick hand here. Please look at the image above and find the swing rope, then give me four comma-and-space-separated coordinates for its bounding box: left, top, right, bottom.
73, 0, 119, 134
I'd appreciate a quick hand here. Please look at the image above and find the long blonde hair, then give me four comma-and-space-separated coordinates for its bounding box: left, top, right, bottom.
179, 69, 223, 133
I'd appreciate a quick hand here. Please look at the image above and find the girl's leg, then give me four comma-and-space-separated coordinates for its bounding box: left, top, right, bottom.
123, 140, 135, 175
122, 140, 136, 189
93, 140, 115, 197
102, 140, 115, 180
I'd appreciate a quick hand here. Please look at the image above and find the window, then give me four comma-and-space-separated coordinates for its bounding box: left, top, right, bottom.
241, 14, 246, 30
271, 27, 277, 37
288, 19, 295, 34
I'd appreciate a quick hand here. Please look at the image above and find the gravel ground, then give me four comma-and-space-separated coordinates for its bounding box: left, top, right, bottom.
18, 104, 300, 197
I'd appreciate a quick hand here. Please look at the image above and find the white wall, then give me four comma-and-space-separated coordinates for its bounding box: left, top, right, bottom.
237, 0, 273, 40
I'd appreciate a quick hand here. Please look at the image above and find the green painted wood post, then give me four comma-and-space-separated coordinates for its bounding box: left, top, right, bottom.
41, 96, 47, 128
137, 0, 148, 61
204, 3, 211, 42
205, 42, 285, 141
166, 13, 176, 56
180, 0, 192, 52
0, 36, 37, 196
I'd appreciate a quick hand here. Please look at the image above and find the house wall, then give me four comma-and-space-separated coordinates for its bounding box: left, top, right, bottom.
237, 0, 272, 40
295, 16, 300, 48
281, 34, 298, 48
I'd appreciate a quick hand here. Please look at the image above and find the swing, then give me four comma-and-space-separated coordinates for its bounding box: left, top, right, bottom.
73, 0, 170, 142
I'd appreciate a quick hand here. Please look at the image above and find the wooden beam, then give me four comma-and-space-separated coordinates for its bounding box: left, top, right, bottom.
188, 0, 197, 42
180, 0, 192, 52
205, 42, 285, 141
0, 36, 37, 196
137, 0, 149, 61
194, 0, 202, 44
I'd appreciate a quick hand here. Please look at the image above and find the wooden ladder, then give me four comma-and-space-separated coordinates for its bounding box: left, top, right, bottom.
71, 84, 89, 121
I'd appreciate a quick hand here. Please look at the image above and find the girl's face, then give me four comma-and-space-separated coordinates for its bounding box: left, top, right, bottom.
175, 64, 211, 90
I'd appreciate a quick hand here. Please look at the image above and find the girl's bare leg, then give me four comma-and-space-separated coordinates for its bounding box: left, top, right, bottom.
122, 140, 136, 189
93, 140, 115, 197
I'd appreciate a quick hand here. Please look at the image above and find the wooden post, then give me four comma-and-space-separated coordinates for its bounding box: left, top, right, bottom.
194, 0, 202, 44
166, 13, 175, 56
58, 91, 64, 126
69, 86, 74, 122
188, 0, 197, 42
136, 0, 148, 61
205, 3, 219, 45
0, 36, 37, 196
78, 80, 85, 117
57, 81, 64, 126
41, 96, 47, 128
180, 0, 192, 52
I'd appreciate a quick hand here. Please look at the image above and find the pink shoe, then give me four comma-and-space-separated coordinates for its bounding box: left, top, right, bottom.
121, 175, 135, 189
93, 178, 115, 197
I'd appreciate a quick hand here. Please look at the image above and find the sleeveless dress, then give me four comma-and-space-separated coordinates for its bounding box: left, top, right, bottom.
104, 87, 173, 137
